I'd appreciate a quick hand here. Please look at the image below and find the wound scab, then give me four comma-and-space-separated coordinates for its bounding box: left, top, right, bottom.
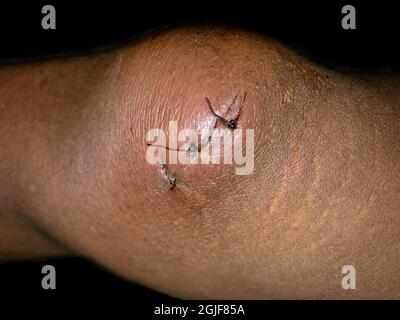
205, 91, 247, 131
160, 164, 178, 191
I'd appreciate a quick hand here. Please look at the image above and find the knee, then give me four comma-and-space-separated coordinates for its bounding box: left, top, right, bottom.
28, 26, 332, 298
115, 26, 304, 204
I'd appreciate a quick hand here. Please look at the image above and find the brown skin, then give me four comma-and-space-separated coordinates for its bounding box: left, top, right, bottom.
0, 27, 399, 299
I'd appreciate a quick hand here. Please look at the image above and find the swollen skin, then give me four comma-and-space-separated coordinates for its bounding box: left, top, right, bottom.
0, 27, 399, 299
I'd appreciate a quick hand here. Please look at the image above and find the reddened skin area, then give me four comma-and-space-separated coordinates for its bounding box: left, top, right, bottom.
1, 26, 399, 298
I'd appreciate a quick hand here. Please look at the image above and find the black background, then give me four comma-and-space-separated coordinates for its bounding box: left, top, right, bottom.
0, 1, 399, 71
0, 0, 399, 314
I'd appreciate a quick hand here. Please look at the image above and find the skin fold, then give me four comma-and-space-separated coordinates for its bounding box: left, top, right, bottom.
0, 26, 399, 299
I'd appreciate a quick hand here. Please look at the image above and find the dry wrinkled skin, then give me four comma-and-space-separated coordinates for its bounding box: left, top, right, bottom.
0, 27, 399, 299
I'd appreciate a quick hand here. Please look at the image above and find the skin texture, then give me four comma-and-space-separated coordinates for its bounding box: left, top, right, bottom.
0, 26, 399, 299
